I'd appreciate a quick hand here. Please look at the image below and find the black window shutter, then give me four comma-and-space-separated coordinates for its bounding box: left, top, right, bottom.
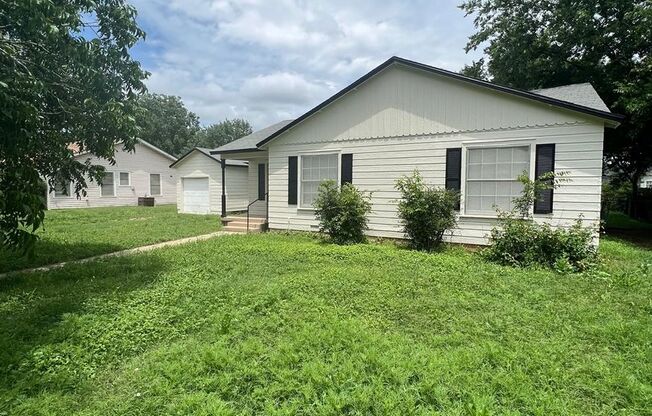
258, 163, 266, 201
288, 156, 298, 205
341, 153, 353, 186
445, 148, 462, 210
534, 144, 555, 214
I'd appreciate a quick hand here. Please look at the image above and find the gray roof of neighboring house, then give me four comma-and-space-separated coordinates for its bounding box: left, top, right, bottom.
169, 147, 248, 168
530, 83, 611, 113
210, 120, 295, 154
75, 138, 178, 162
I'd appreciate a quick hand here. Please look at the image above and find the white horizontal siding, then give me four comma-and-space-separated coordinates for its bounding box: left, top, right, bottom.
267, 123, 604, 245
173, 151, 248, 214
47, 142, 177, 209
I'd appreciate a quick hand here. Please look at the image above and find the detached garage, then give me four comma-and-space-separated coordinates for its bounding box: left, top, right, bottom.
170, 148, 248, 214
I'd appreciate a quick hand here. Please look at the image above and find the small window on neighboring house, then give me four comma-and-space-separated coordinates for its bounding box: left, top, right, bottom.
646, 180, 652, 189
119, 172, 130, 186
53, 179, 71, 197
100, 172, 115, 197
300, 153, 338, 207
465, 146, 530, 215
150, 174, 161, 195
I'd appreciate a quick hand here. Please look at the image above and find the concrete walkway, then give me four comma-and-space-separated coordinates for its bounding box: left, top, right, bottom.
0, 231, 235, 279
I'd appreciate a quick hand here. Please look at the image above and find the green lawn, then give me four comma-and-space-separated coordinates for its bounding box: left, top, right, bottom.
605, 211, 652, 230
0, 233, 649, 415
0, 205, 221, 273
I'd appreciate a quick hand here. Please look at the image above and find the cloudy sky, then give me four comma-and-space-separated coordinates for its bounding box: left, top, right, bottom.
129, 0, 482, 128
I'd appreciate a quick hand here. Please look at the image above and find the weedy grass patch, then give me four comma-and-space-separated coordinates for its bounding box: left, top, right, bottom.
0, 233, 649, 415
0, 205, 221, 273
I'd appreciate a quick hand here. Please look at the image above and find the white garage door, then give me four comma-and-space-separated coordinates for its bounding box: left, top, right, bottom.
183, 178, 210, 214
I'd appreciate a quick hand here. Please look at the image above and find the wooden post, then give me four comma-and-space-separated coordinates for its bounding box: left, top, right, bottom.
220, 159, 226, 217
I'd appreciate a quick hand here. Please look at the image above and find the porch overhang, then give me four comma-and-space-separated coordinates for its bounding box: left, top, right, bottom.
210, 148, 268, 161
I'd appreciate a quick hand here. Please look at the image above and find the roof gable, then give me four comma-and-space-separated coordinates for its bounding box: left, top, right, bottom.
171, 147, 247, 168
254, 56, 622, 149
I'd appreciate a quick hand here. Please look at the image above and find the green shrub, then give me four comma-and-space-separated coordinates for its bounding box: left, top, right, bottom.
485, 216, 597, 271
485, 172, 598, 272
313, 180, 372, 244
395, 171, 458, 251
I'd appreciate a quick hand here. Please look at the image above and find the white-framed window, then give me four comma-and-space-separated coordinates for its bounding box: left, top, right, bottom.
149, 173, 162, 196
119, 172, 131, 186
646, 180, 652, 189
53, 180, 71, 198
465, 146, 530, 215
100, 171, 116, 197
300, 153, 338, 207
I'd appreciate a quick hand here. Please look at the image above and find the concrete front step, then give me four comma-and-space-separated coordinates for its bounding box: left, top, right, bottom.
222, 225, 264, 233
222, 217, 266, 224
221, 217, 266, 233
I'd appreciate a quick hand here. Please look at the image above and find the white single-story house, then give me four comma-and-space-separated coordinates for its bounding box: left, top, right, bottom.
170, 147, 249, 214
47, 139, 177, 209
639, 171, 652, 189
212, 56, 623, 245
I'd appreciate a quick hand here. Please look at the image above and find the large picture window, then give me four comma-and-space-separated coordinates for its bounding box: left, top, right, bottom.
100, 172, 115, 197
465, 146, 529, 214
300, 153, 338, 207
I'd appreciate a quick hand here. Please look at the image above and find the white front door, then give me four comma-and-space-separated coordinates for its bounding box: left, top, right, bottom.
183, 178, 210, 214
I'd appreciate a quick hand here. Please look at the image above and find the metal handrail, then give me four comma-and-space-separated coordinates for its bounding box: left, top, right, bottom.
246, 192, 268, 233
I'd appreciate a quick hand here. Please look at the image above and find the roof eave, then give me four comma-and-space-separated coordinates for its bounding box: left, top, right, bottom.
209, 147, 263, 155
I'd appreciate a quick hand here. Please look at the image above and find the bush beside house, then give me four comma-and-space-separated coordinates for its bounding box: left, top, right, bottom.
485, 172, 597, 272
314, 181, 372, 244
395, 171, 458, 251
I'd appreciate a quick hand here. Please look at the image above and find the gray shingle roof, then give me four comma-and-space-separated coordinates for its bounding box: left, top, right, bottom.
211, 120, 294, 154
530, 83, 611, 113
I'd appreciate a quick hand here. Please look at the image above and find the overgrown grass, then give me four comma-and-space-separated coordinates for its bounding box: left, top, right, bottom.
605, 211, 652, 230
0, 205, 220, 273
0, 233, 650, 415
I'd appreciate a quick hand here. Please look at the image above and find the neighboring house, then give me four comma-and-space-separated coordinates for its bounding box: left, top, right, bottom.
47, 139, 177, 209
212, 56, 622, 245
170, 148, 249, 214
639, 171, 652, 189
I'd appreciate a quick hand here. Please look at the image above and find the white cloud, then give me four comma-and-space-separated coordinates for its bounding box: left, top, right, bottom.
241, 72, 331, 105
130, 0, 483, 128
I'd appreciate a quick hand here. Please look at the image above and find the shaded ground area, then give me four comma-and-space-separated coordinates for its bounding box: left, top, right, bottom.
604, 211, 652, 248
0, 233, 649, 415
0, 205, 220, 273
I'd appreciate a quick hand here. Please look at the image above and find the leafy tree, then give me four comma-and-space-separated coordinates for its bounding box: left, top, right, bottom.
460, 0, 652, 217
0, 0, 147, 253
137, 93, 200, 157
460, 58, 489, 80
192, 118, 253, 151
